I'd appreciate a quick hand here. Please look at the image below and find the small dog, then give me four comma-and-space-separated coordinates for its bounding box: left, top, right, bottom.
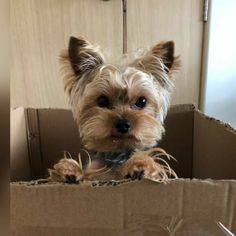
49, 36, 180, 183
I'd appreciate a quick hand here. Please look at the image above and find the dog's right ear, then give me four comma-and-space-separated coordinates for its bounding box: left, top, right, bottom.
68, 36, 104, 76
60, 36, 105, 95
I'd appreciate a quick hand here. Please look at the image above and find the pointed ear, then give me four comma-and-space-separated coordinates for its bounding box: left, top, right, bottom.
151, 41, 176, 71
68, 36, 104, 76
60, 36, 105, 95
132, 41, 180, 88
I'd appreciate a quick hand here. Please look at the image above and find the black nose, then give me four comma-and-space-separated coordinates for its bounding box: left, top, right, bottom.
115, 119, 131, 134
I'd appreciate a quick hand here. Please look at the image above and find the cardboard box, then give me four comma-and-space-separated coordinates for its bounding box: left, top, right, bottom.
10, 104, 236, 235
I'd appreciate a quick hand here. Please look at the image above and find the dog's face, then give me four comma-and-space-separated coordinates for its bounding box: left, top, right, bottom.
61, 37, 180, 152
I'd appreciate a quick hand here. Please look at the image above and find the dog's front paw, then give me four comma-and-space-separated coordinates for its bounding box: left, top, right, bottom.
48, 158, 83, 184
121, 153, 159, 180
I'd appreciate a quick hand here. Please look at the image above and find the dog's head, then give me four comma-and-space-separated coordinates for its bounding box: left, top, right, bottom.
60, 36, 180, 152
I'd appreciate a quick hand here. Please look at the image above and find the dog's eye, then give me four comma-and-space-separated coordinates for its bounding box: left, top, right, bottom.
135, 96, 147, 108
97, 95, 110, 108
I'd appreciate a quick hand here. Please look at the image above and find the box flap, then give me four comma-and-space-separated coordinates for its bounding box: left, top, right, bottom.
11, 179, 236, 235
10, 107, 30, 181
160, 104, 195, 178
38, 109, 81, 175
25, 108, 81, 179
193, 110, 236, 179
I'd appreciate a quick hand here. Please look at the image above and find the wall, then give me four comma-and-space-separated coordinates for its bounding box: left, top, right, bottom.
202, 0, 236, 128
11, 0, 204, 109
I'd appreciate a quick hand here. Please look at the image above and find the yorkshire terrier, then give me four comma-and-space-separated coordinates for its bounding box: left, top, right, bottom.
49, 36, 180, 183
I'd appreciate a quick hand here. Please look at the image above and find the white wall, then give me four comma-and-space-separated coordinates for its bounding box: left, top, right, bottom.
203, 0, 236, 128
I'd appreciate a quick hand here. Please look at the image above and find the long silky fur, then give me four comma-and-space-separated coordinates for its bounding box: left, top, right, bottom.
60, 38, 180, 150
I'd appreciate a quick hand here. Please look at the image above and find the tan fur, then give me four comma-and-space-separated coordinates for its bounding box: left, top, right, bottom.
48, 158, 83, 182
50, 36, 180, 182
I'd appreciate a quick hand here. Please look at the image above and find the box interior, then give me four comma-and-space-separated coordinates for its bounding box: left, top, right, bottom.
10, 104, 236, 181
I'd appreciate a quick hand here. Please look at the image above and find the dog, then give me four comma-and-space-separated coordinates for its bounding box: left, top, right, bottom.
49, 36, 180, 183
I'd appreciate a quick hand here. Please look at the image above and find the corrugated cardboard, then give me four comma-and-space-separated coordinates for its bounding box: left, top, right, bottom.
11, 179, 236, 236
10, 105, 236, 235
193, 111, 236, 178
10, 108, 30, 181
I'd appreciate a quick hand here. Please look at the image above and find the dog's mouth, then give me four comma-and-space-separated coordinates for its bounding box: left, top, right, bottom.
83, 134, 143, 152
108, 134, 143, 150
110, 134, 139, 142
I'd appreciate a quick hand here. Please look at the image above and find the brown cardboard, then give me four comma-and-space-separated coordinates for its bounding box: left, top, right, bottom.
160, 104, 195, 178
10, 104, 236, 235
10, 108, 30, 181
11, 179, 236, 235
193, 111, 236, 179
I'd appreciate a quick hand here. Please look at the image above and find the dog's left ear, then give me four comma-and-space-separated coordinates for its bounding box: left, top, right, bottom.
133, 41, 180, 88
152, 41, 176, 71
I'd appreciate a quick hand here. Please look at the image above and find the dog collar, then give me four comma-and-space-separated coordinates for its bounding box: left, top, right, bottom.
92, 149, 134, 168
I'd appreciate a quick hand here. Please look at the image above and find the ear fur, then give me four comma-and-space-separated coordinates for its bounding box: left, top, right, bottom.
133, 41, 180, 89
152, 41, 176, 71
68, 36, 104, 76
60, 36, 105, 95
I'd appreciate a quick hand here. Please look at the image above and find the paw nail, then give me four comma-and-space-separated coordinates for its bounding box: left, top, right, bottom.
125, 174, 131, 179
131, 171, 138, 180
65, 174, 79, 184
137, 170, 144, 180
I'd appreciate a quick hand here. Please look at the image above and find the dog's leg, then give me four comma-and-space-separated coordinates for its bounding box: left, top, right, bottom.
121, 149, 174, 181
48, 158, 83, 184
